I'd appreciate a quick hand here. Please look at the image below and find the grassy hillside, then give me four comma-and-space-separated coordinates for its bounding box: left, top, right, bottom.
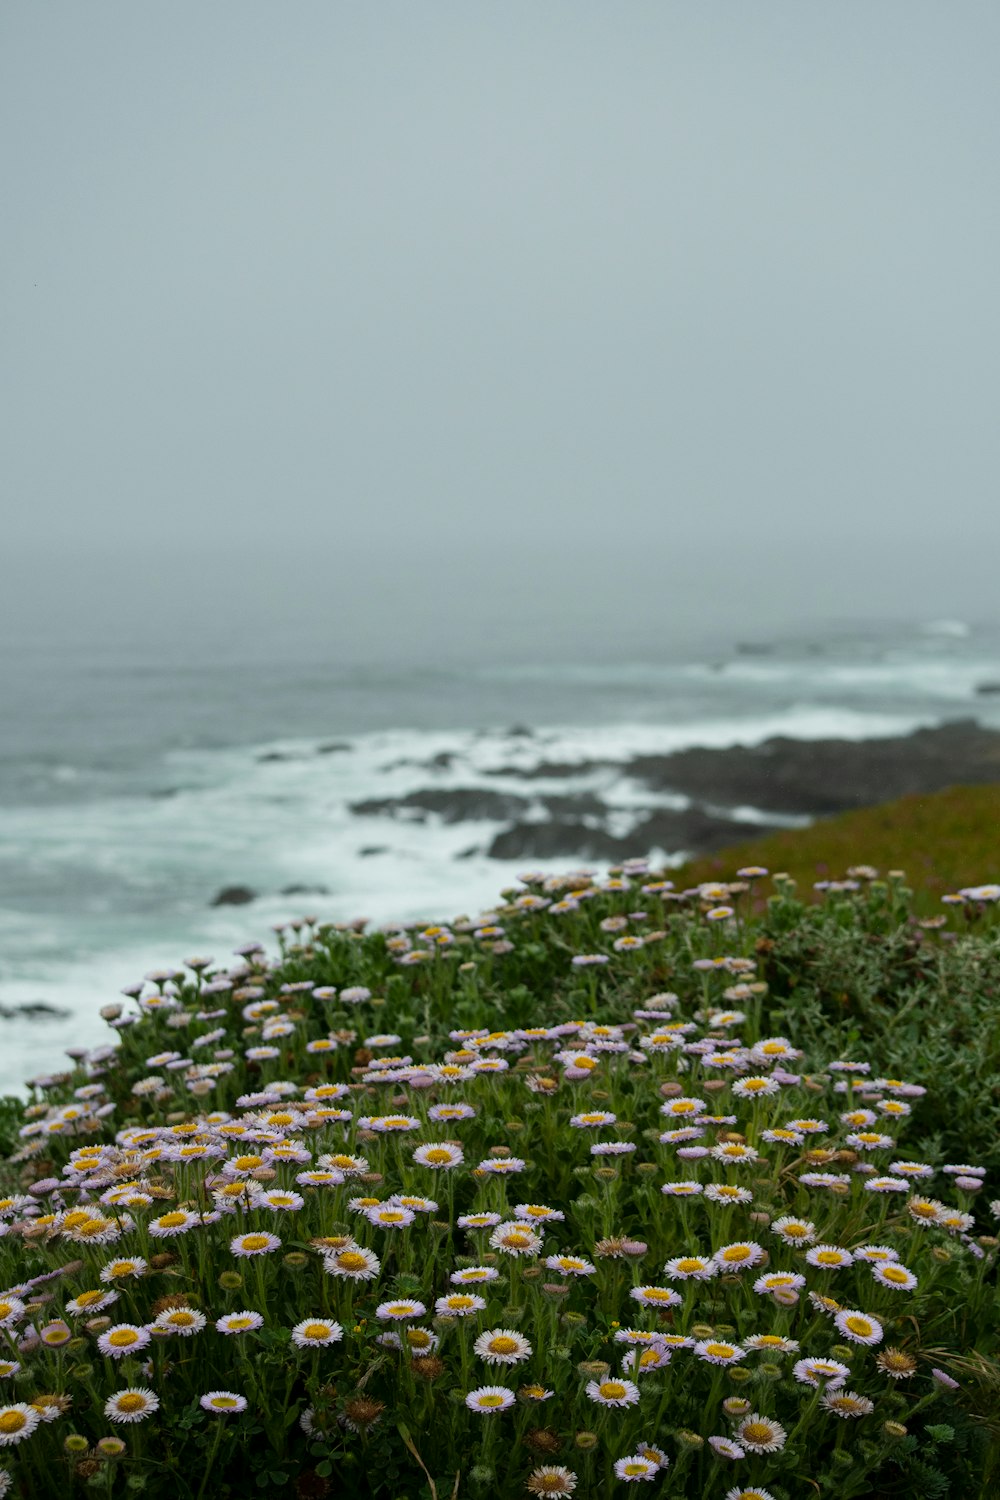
674, 782, 1000, 906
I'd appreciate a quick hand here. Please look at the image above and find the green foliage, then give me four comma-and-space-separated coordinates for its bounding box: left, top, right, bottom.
1, 863, 999, 1496
675, 783, 1000, 912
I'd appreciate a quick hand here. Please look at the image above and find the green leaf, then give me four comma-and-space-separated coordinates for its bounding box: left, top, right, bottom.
316, 1461, 332, 1478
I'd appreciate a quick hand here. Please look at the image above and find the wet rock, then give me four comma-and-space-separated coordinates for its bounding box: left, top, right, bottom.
487, 821, 624, 861
211, 885, 258, 906
359, 846, 387, 857
541, 793, 608, 820
483, 759, 610, 780
976, 682, 1000, 696
0, 1001, 72, 1020
626, 720, 1000, 815
486, 808, 776, 863
280, 884, 330, 896
350, 788, 531, 823
317, 741, 351, 754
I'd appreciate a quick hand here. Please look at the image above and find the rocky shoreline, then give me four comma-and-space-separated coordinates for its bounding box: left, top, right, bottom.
209, 720, 1000, 904
347, 720, 1000, 864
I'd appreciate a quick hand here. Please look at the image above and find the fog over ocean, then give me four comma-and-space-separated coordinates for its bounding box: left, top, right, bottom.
2, 606, 998, 1093
4, 5, 1000, 1094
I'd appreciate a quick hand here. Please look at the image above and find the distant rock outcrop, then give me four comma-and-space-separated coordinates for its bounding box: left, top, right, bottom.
624, 720, 1000, 815
351, 788, 532, 824
211, 885, 258, 906
488, 808, 780, 862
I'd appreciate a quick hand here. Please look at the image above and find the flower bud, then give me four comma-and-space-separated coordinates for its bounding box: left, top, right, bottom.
676, 1429, 704, 1449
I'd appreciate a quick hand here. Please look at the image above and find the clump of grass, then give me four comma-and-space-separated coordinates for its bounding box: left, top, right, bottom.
0, 864, 997, 1498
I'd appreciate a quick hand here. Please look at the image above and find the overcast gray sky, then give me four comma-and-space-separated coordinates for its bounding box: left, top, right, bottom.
3, 4, 999, 655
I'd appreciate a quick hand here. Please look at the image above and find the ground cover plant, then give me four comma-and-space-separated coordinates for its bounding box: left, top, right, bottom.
0, 862, 998, 1498
675, 784, 1000, 910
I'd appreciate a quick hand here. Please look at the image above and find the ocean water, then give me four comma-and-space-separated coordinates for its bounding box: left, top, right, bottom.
1, 614, 999, 1094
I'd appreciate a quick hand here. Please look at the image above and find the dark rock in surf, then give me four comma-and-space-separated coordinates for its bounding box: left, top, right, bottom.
625, 721, 1000, 815
350, 788, 532, 824
0, 1001, 72, 1021
211, 885, 258, 907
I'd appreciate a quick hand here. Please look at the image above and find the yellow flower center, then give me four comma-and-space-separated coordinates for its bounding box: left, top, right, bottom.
425, 1150, 452, 1164
643, 1289, 672, 1302
504, 1233, 531, 1248
816, 1251, 843, 1264
743, 1423, 773, 1444
478, 1394, 505, 1407
338, 1253, 368, 1271
599, 1382, 627, 1400
75, 1292, 104, 1308
212, 1397, 239, 1408
489, 1337, 519, 1355
0, 1412, 27, 1433
722, 1248, 750, 1263
240, 1235, 271, 1251
303, 1324, 331, 1340
883, 1267, 908, 1282
845, 1317, 871, 1335
705, 1344, 734, 1359
157, 1212, 188, 1229
109, 1329, 139, 1347
118, 1394, 146, 1413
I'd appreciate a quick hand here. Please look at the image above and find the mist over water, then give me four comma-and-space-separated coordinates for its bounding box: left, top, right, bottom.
3, 4, 1000, 1089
